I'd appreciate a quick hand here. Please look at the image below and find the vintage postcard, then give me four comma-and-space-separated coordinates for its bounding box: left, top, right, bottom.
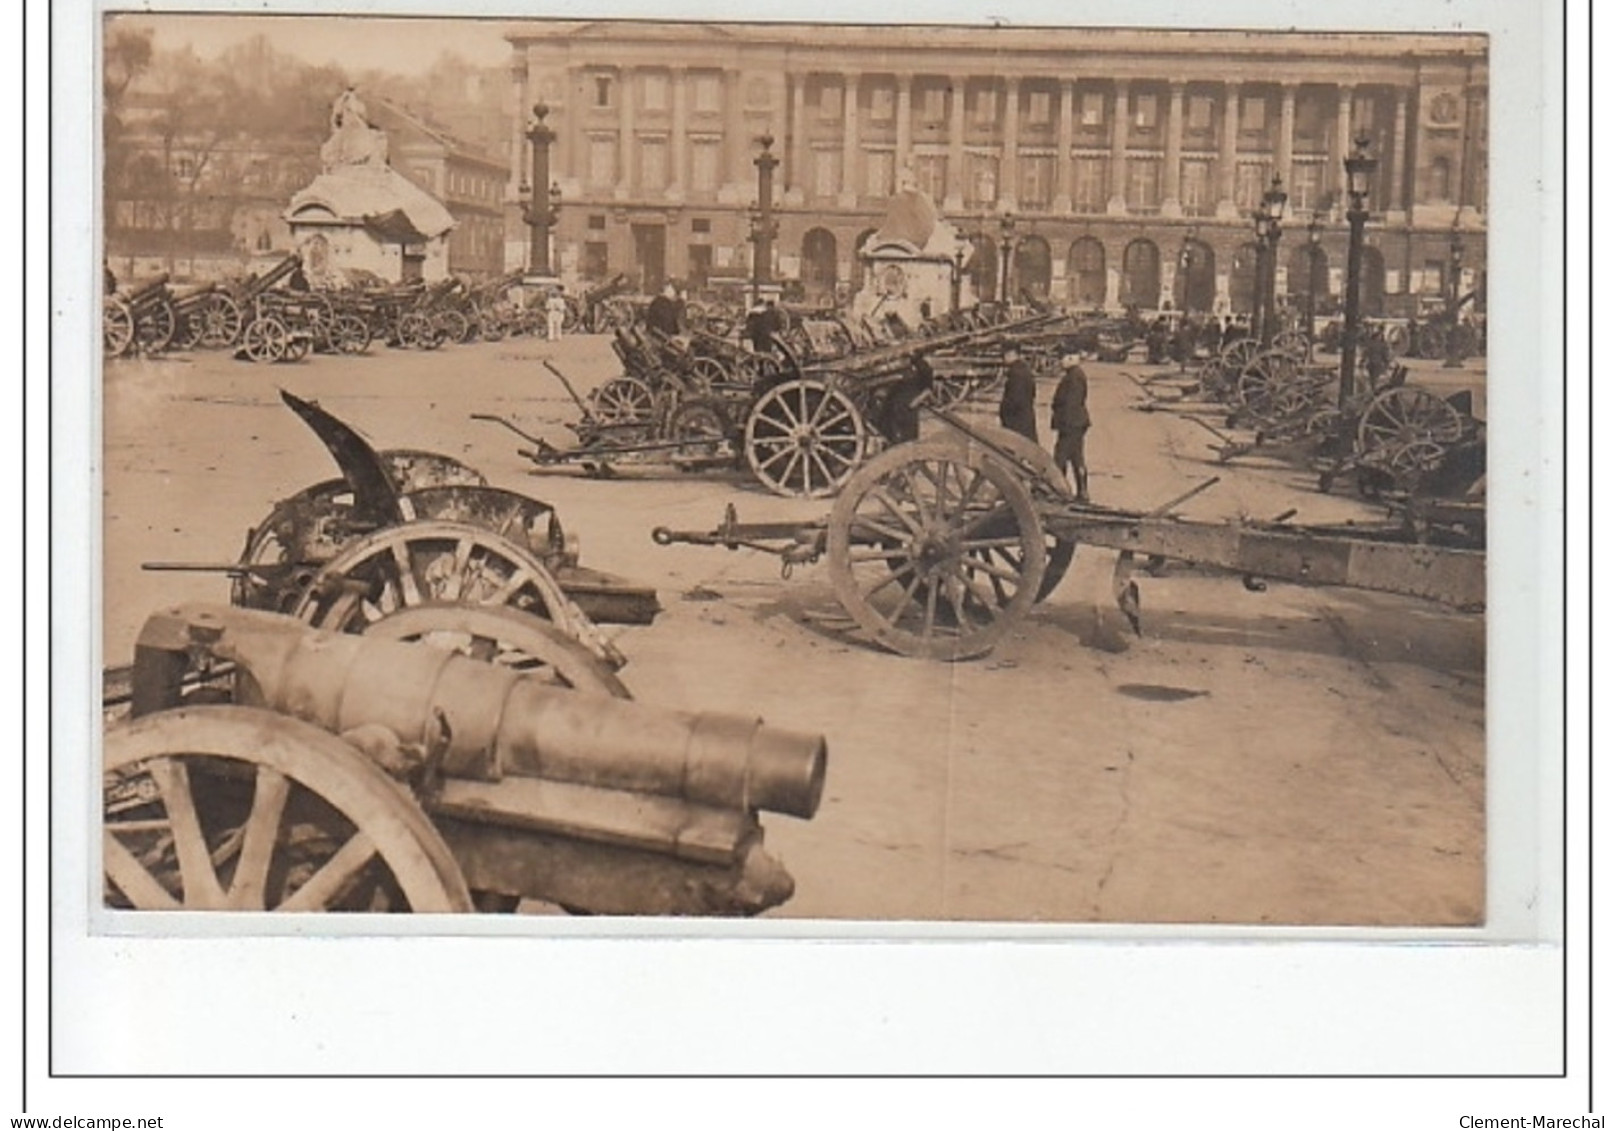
49, 0, 1568, 1086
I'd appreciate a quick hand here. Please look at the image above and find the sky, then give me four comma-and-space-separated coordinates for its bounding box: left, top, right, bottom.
106, 12, 515, 76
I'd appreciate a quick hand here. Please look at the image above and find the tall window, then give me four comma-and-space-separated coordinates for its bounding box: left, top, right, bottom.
1020, 156, 1053, 209
1241, 95, 1268, 132
1073, 157, 1108, 212
639, 139, 667, 191
1428, 156, 1452, 202
1080, 91, 1105, 127
813, 149, 841, 197
914, 154, 947, 200
870, 86, 895, 121
1289, 161, 1324, 212
819, 83, 842, 120
866, 150, 894, 197
1132, 93, 1159, 131
594, 75, 613, 108
583, 241, 609, 281
1187, 95, 1214, 131
642, 73, 668, 112
1028, 89, 1052, 125
1181, 159, 1213, 215
966, 154, 998, 206
691, 141, 720, 192
922, 87, 946, 123
589, 138, 616, 187
693, 74, 721, 113
1235, 161, 1268, 210
1127, 157, 1161, 212
973, 87, 997, 125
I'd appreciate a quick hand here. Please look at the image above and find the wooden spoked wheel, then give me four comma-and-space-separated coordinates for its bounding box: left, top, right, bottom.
136, 301, 177, 354
333, 313, 372, 354
104, 706, 473, 912
688, 356, 733, 390
1356, 386, 1466, 460
587, 376, 657, 425
241, 317, 288, 362
196, 294, 243, 349
290, 520, 615, 668
938, 424, 1076, 603
103, 298, 135, 357
743, 378, 869, 499
827, 441, 1047, 660
667, 398, 736, 467
363, 603, 630, 699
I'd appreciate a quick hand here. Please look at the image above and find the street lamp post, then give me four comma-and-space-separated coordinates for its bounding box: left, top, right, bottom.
998, 210, 1017, 306
1177, 227, 1197, 313
1253, 174, 1287, 345
1339, 134, 1379, 409
1305, 211, 1324, 356
1444, 223, 1466, 368
750, 133, 779, 307
522, 103, 557, 274
951, 244, 967, 312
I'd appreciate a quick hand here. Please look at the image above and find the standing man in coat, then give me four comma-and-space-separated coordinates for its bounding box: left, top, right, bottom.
997, 344, 1039, 444
1050, 354, 1092, 501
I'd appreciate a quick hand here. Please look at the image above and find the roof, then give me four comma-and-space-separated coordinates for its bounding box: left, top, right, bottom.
286, 165, 455, 239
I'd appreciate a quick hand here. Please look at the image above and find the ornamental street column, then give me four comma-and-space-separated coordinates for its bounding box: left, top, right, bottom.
895, 73, 913, 174
669, 67, 688, 201
1000, 76, 1021, 208
945, 74, 966, 211
1107, 79, 1129, 215
1278, 83, 1297, 189
1162, 81, 1184, 217
840, 70, 860, 206
1217, 81, 1240, 218
1053, 79, 1075, 212
616, 66, 635, 201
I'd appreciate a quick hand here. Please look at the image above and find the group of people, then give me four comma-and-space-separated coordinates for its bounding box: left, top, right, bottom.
996, 345, 1092, 502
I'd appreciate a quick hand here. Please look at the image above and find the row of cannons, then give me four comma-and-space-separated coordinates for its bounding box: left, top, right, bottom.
101, 257, 648, 363
1124, 326, 1486, 501
474, 300, 1084, 499
107, 361, 1485, 917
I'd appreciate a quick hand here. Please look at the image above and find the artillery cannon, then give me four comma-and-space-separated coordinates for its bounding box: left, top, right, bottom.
475, 311, 1058, 500
103, 274, 176, 357
141, 389, 661, 674
653, 407, 1484, 661
104, 603, 827, 915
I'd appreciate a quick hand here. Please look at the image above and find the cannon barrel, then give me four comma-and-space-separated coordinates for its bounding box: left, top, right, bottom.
124, 273, 171, 302
132, 604, 827, 820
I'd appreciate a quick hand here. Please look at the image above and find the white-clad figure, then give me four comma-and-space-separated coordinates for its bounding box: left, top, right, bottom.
545, 288, 567, 342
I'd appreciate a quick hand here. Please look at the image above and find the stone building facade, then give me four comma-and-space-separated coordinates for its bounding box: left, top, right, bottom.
504, 21, 1486, 316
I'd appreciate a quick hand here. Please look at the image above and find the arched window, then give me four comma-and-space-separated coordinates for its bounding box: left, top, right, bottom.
1012, 235, 1052, 301
1176, 238, 1216, 313
1229, 242, 1260, 315
1120, 239, 1160, 309
850, 227, 879, 292
969, 235, 998, 302
801, 228, 839, 300
1067, 237, 1106, 307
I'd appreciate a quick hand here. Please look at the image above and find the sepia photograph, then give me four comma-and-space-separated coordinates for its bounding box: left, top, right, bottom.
89, 10, 1501, 929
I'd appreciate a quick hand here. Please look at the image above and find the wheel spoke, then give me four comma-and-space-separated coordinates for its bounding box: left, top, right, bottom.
389, 542, 423, 607
148, 758, 227, 909
276, 831, 379, 912
807, 448, 838, 492
961, 553, 1026, 586
445, 538, 474, 603
958, 535, 1029, 551
103, 830, 181, 910
869, 486, 924, 535
226, 765, 291, 910
848, 514, 911, 543
486, 567, 535, 607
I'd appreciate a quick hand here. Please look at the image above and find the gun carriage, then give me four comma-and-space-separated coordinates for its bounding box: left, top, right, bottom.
103, 274, 177, 357
103, 602, 827, 916
139, 390, 662, 684
652, 406, 1484, 662
474, 310, 1061, 499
